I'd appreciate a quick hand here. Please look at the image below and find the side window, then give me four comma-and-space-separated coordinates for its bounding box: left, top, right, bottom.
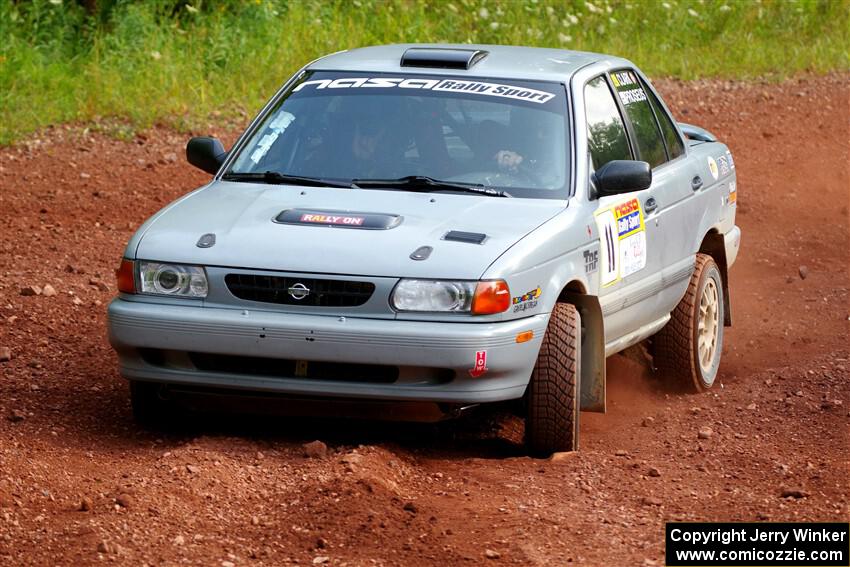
584, 76, 631, 170
609, 70, 666, 168
645, 84, 685, 160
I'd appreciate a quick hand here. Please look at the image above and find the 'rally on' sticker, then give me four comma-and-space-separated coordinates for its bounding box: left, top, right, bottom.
300, 214, 365, 226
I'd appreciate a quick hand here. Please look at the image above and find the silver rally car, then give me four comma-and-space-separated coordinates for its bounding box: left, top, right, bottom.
107, 44, 741, 455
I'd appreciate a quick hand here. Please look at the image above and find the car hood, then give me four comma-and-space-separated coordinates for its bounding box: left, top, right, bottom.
133, 182, 566, 279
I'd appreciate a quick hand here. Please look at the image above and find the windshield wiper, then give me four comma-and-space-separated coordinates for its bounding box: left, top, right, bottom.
221, 171, 351, 188
352, 175, 511, 198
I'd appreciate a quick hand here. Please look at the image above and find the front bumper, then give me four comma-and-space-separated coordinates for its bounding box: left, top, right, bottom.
107, 298, 547, 404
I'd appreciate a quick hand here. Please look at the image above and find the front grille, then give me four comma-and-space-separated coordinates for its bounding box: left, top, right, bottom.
189, 353, 399, 383
225, 274, 375, 307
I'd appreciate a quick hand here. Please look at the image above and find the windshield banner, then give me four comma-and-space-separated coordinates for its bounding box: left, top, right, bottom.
293, 76, 557, 104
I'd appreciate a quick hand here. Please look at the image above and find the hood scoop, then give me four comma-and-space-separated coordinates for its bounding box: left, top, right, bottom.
274, 209, 402, 230
443, 230, 488, 245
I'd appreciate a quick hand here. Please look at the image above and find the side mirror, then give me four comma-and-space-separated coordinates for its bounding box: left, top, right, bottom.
186, 137, 227, 175
592, 160, 652, 197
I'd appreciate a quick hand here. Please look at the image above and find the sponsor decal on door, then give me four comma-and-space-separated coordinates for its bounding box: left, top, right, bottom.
594, 197, 647, 287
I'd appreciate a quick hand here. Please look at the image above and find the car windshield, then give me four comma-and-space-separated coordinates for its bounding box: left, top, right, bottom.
227, 71, 570, 199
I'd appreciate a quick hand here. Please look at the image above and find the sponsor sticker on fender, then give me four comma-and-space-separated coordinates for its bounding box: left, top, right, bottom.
717, 155, 731, 177
512, 287, 541, 313
594, 197, 647, 287
708, 156, 719, 180
469, 350, 488, 378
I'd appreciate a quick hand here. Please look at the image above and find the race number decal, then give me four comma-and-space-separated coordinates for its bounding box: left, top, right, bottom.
596, 208, 618, 286
594, 197, 647, 287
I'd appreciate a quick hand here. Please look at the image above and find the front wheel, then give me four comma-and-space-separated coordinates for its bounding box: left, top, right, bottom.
653, 253, 725, 392
525, 302, 580, 456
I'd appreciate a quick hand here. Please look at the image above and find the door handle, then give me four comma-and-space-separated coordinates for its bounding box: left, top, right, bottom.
644, 196, 658, 214
691, 176, 703, 191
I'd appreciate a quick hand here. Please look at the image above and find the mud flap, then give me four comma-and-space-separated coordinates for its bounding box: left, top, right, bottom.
562, 293, 606, 413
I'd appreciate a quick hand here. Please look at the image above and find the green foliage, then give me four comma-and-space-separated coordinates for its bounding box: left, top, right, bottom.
1, 0, 848, 144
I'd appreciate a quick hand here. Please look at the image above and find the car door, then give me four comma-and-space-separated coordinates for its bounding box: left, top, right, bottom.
583, 73, 660, 346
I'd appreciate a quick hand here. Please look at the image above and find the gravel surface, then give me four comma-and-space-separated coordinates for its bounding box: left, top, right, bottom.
0, 74, 848, 566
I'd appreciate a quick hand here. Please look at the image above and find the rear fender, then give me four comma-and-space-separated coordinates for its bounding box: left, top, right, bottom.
698, 231, 732, 326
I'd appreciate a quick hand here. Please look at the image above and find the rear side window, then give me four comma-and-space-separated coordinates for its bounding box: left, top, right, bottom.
609, 70, 666, 168
584, 76, 631, 170
646, 85, 684, 160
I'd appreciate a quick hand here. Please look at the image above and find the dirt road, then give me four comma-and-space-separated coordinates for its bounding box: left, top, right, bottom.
1, 74, 848, 566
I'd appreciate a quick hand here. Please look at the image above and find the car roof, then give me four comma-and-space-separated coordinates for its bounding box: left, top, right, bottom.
307, 43, 633, 82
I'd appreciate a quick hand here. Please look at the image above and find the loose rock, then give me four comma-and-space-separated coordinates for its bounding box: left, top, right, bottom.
648, 467, 661, 477
97, 541, 111, 554
20, 285, 42, 296
116, 493, 133, 508
312, 557, 329, 565
403, 501, 418, 514
549, 451, 576, 462
42, 284, 57, 297
798, 265, 809, 280
340, 452, 363, 466
303, 440, 328, 459
89, 278, 110, 292
0, 347, 11, 362
186, 465, 200, 474
780, 488, 809, 499
641, 496, 663, 506
641, 417, 655, 427
7, 409, 25, 423
78, 497, 92, 512
614, 449, 629, 457
485, 549, 501, 559
698, 427, 713, 440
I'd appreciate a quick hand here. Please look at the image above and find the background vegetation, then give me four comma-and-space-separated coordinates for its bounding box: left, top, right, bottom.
1, 0, 847, 144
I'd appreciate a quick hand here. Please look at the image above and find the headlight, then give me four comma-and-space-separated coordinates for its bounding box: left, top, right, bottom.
139, 262, 208, 298
391, 279, 510, 314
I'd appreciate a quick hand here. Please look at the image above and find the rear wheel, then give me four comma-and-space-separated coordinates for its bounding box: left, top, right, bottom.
525, 302, 580, 456
653, 253, 724, 392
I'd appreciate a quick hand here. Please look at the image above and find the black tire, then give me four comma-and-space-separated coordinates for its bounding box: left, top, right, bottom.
129, 380, 173, 428
525, 302, 580, 456
653, 253, 724, 393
